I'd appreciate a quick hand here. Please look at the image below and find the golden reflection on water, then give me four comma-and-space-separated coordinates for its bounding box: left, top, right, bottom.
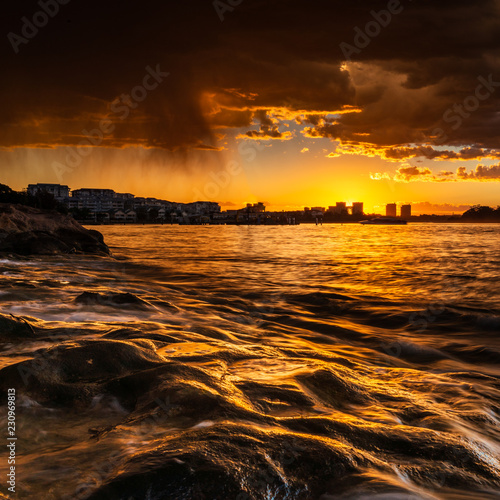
1, 224, 500, 498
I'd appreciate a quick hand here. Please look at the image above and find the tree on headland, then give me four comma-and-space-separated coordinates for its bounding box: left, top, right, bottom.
461, 205, 500, 221
148, 207, 159, 222
0, 183, 27, 204
69, 207, 92, 220
32, 190, 68, 213
135, 206, 148, 222
0, 183, 68, 214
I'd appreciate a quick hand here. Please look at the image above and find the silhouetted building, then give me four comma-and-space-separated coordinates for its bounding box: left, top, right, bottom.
386, 203, 397, 217
242, 202, 266, 213
115, 192, 135, 200
352, 202, 364, 215
187, 201, 221, 214
27, 183, 69, 201
68, 189, 113, 212
244, 201, 266, 213
333, 202, 347, 215
25, 182, 221, 220
401, 204, 412, 219
72, 188, 116, 199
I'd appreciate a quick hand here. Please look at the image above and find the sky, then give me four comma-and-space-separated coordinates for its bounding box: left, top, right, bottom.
1, 0, 500, 213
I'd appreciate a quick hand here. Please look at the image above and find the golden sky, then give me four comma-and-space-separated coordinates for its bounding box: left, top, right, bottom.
2, 1, 500, 213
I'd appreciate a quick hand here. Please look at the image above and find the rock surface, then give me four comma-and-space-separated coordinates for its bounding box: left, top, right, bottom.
0, 204, 110, 255
0, 313, 37, 339
74, 291, 151, 308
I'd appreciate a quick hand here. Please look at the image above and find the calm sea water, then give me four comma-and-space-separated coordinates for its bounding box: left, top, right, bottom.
1, 224, 500, 499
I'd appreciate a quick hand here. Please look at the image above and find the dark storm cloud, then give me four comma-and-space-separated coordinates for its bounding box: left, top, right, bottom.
242, 110, 292, 140
2, 0, 500, 151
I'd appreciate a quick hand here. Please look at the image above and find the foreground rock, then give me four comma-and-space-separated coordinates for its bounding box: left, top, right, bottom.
74, 291, 151, 308
0, 204, 110, 255
0, 313, 37, 339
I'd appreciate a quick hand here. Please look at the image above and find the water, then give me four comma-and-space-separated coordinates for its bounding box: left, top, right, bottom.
1, 224, 500, 499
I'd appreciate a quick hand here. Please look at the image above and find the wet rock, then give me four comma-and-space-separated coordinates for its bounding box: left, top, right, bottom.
74, 292, 151, 308
0, 313, 37, 339
85, 424, 361, 500
0, 339, 164, 407
0, 204, 109, 256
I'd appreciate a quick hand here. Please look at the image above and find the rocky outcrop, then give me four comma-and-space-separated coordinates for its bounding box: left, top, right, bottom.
0, 204, 110, 255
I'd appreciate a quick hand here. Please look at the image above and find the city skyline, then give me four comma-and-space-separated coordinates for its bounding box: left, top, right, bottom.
1, 163, 494, 215
19, 182, 423, 224
19, 181, 482, 216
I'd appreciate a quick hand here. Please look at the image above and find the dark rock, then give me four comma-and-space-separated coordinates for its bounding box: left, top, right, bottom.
74, 292, 151, 308
0, 313, 37, 339
0, 230, 71, 255
0, 204, 109, 255
0, 339, 164, 407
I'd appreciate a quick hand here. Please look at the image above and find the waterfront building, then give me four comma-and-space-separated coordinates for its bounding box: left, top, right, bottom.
27, 183, 70, 201
386, 203, 397, 217
332, 202, 347, 215
352, 202, 364, 215
401, 204, 412, 219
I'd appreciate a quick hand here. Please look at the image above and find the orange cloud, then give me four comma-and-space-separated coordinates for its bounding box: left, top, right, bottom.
457, 164, 500, 180
371, 163, 500, 183
394, 166, 435, 182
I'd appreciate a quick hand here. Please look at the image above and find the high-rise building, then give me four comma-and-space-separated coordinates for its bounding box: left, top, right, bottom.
352, 202, 364, 215
386, 203, 397, 217
401, 204, 412, 219
333, 202, 347, 214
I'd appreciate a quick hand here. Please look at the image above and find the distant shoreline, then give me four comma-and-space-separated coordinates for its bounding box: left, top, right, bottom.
80, 220, 500, 226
